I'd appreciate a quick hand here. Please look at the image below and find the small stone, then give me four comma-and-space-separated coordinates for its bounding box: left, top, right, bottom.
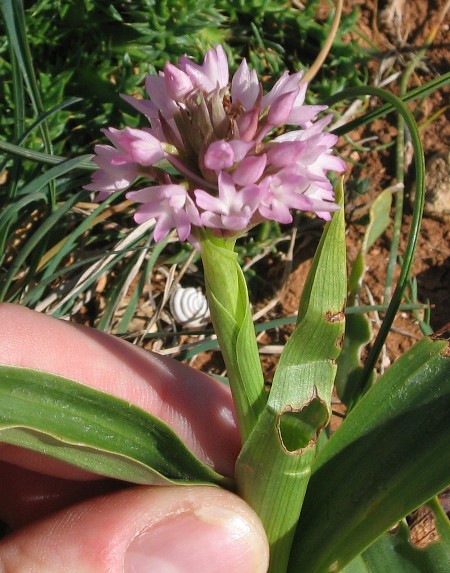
424, 152, 450, 219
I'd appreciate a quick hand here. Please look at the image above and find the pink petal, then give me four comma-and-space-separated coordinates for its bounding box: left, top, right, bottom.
292, 81, 308, 108
145, 74, 178, 118
164, 62, 194, 101
268, 90, 299, 126
133, 204, 159, 224
262, 71, 289, 108
221, 214, 251, 230
239, 184, 264, 210
153, 213, 173, 242
83, 163, 136, 194
194, 188, 224, 212
213, 45, 230, 88
266, 141, 307, 167
121, 94, 159, 119
287, 104, 327, 127
128, 130, 165, 166
201, 45, 229, 89
217, 172, 236, 204
185, 195, 202, 227
262, 70, 303, 109
84, 143, 138, 195
92, 144, 126, 167
231, 59, 260, 110
228, 139, 254, 162
259, 201, 293, 225
181, 45, 229, 92
324, 155, 347, 172
237, 107, 260, 142
232, 154, 267, 186
164, 186, 188, 210
199, 211, 222, 229
127, 186, 159, 203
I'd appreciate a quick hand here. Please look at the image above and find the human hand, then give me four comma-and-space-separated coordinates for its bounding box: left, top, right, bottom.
0, 303, 269, 572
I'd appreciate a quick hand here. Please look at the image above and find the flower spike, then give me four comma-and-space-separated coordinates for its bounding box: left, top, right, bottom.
85, 45, 345, 243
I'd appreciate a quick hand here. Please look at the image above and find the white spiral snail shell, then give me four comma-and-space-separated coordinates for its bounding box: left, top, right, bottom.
170, 286, 210, 327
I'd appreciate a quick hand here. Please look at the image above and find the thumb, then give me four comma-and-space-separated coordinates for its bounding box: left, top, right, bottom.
0, 485, 269, 573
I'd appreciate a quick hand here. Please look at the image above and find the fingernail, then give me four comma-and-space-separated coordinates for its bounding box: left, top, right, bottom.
124, 506, 266, 573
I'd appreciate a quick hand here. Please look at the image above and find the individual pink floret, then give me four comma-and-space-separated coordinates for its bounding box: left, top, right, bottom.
195, 173, 263, 231
127, 185, 201, 242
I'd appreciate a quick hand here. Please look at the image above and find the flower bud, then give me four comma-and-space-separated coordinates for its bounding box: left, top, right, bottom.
164, 62, 194, 101
204, 140, 235, 170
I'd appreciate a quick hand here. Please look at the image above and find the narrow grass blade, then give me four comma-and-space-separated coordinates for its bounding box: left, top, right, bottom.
23, 194, 120, 306
0, 192, 83, 301
0, 140, 95, 169
116, 237, 167, 334
96, 246, 150, 332
0, 189, 47, 296
0, 97, 83, 178
2, 0, 56, 205
4, 37, 25, 199
46, 219, 155, 318
329, 72, 450, 137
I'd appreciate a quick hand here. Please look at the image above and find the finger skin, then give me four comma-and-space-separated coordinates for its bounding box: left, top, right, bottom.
0, 486, 269, 573
0, 461, 125, 529
0, 303, 241, 477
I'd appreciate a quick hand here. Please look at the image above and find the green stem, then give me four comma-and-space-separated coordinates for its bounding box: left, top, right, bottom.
199, 232, 266, 442
384, 114, 405, 303
385, 22, 439, 303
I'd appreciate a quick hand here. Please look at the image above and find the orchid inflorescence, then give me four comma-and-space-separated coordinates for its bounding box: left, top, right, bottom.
85, 45, 346, 243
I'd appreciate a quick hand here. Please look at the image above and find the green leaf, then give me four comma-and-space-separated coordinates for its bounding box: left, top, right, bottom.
337, 188, 392, 405
289, 336, 450, 573
343, 497, 450, 573
270, 177, 347, 431
348, 188, 392, 296
237, 180, 347, 573
0, 365, 232, 488
335, 312, 372, 405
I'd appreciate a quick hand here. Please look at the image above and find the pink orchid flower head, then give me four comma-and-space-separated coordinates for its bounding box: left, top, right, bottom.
85, 45, 345, 243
